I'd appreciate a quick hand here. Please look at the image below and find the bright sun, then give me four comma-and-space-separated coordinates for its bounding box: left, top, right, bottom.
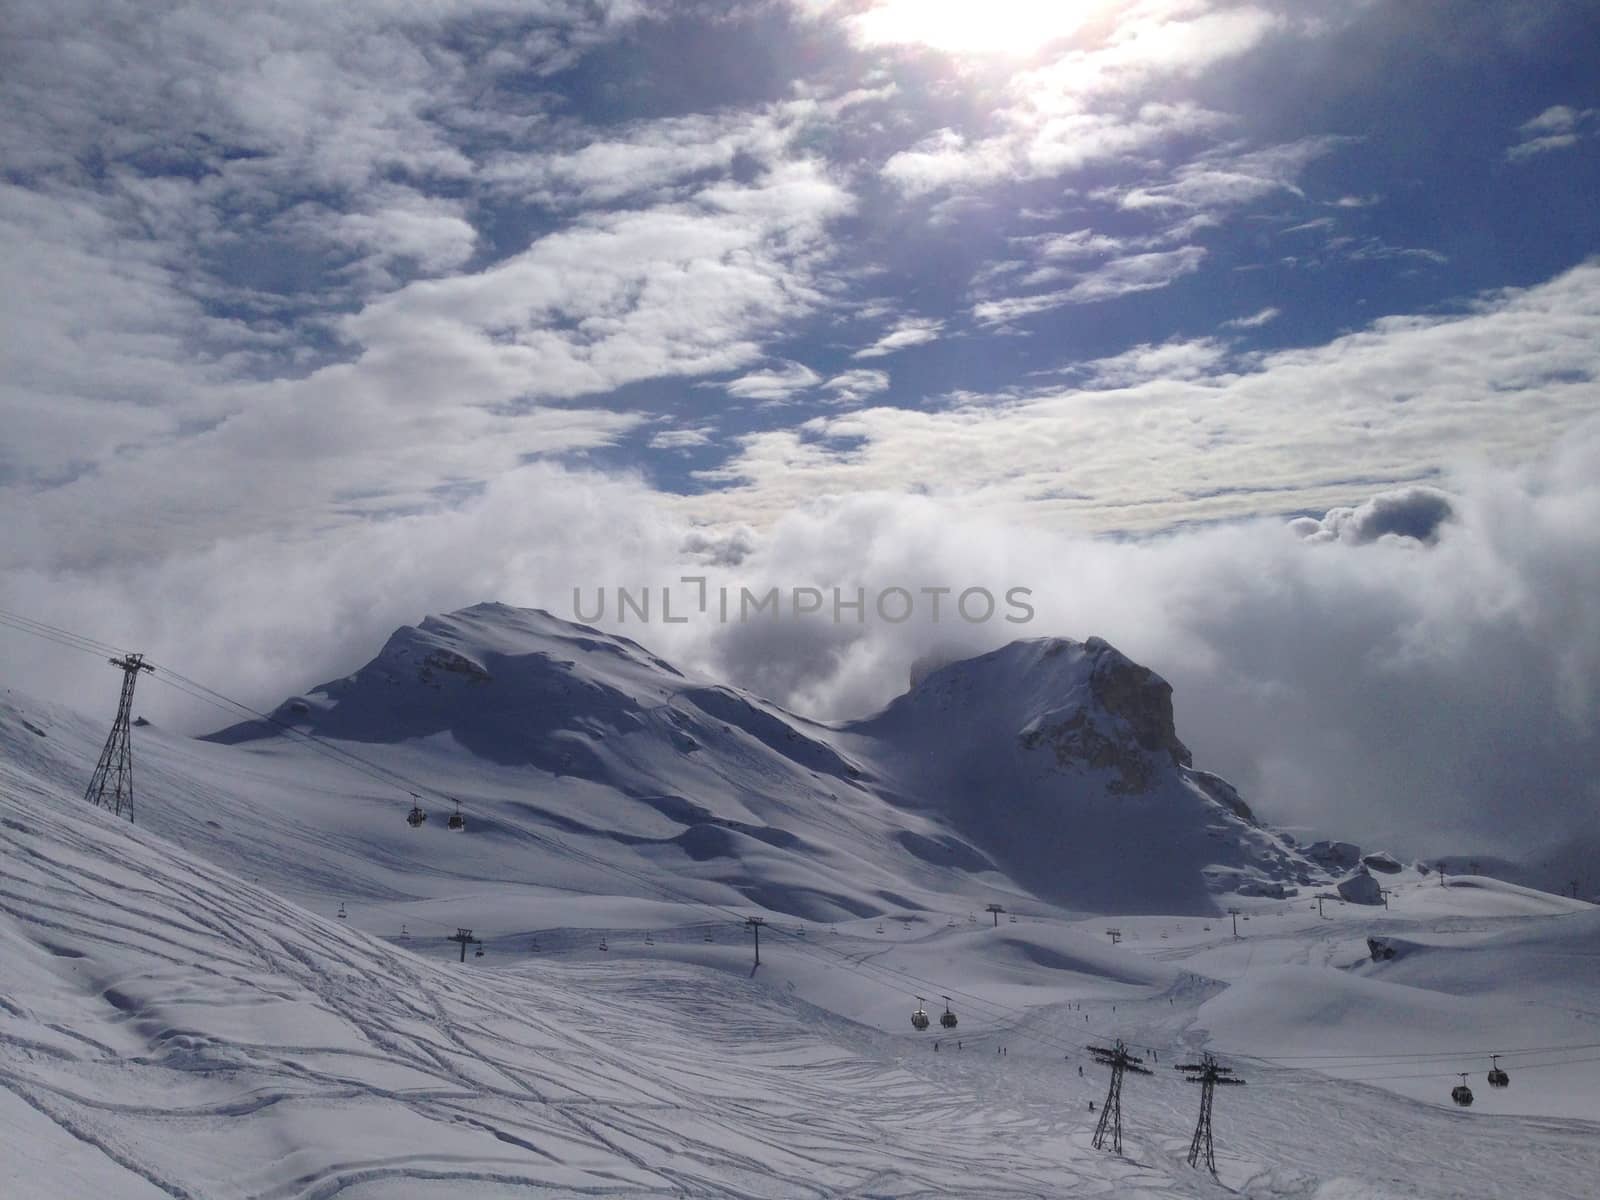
845, 0, 1103, 57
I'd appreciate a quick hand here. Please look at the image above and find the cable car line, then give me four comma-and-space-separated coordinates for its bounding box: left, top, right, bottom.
1244, 1039, 1600, 1064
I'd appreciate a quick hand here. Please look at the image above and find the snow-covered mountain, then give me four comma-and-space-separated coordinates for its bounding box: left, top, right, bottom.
842, 635, 1306, 912
202, 602, 1318, 916
4, 602, 1599, 1197
4, 680, 1598, 1199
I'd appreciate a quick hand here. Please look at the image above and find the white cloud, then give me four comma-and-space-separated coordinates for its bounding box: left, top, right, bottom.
2, 155, 856, 568
1222, 306, 1281, 330
482, 87, 892, 208
724, 361, 824, 402
1115, 136, 1350, 212
650, 427, 717, 451
1507, 104, 1597, 161
973, 245, 1206, 323
1292, 485, 1457, 545
821, 369, 892, 405
693, 261, 1600, 534
851, 317, 944, 359
1073, 337, 1230, 388
873, 2, 1291, 197
882, 104, 1226, 196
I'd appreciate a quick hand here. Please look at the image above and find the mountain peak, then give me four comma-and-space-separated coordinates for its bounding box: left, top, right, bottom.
868, 633, 1190, 794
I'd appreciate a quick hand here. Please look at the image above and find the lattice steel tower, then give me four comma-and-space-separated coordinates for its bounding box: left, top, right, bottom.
1088, 1039, 1151, 1153
85, 653, 153, 821
1175, 1052, 1246, 1173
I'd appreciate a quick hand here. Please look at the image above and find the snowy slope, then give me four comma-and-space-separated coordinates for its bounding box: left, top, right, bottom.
5, 737, 1599, 1198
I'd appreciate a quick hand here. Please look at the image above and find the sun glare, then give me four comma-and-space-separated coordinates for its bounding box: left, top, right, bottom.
846, 0, 1102, 57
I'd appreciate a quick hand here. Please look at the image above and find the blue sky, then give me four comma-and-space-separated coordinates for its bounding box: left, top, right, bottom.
3, 0, 1599, 851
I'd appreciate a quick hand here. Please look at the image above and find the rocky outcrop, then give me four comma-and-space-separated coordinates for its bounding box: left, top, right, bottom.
1307, 840, 1362, 872
1192, 770, 1257, 825
1337, 868, 1384, 905
1361, 851, 1402, 874
1018, 638, 1192, 794
417, 649, 492, 687
1085, 637, 1192, 769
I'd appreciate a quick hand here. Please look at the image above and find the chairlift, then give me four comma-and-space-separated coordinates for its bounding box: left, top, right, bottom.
1009, 914, 1018, 923
599, 936, 609, 952
875, 922, 885, 933
704, 930, 714, 942
645, 932, 655, 946
337, 902, 347, 920
940, 995, 958, 1029
406, 800, 427, 828
447, 799, 465, 832
474, 942, 484, 958
912, 996, 931, 1031
1450, 1073, 1474, 1106
1487, 1055, 1509, 1088
400, 923, 409, 939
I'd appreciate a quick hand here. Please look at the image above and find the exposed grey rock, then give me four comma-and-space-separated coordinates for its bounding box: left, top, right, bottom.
1018, 637, 1192, 794
1337, 868, 1384, 905
1307, 840, 1362, 872
1237, 878, 1297, 898
1192, 770, 1257, 825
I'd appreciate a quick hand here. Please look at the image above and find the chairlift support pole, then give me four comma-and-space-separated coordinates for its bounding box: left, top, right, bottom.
85, 653, 154, 822
746, 916, 764, 966
986, 903, 1005, 927
1175, 1053, 1245, 1173
450, 927, 477, 963
1228, 907, 1241, 937
1088, 1039, 1151, 1155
